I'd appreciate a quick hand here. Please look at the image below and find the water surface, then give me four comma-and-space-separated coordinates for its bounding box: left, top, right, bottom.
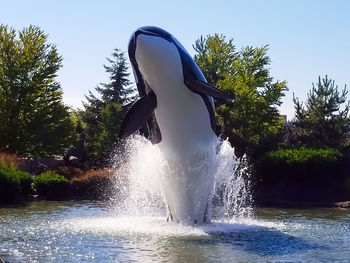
0, 201, 349, 262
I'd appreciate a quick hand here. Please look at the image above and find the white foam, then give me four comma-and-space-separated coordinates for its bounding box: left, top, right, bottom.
57, 215, 286, 238
58, 216, 208, 237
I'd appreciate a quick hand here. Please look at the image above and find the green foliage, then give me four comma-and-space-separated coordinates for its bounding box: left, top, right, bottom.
262, 147, 342, 166
34, 171, 69, 199
34, 171, 68, 184
256, 146, 345, 202
0, 168, 33, 202
16, 169, 33, 195
292, 75, 350, 150
258, 146, 342, 184
194, 34, 287, 159
256, 146, 346, 203
194, 34, 236, 85
82, 49, 136, 167
0, 169, 21, 201
99, 103, 123, 148
0, 25, 75, 157
96, 49, 136, 104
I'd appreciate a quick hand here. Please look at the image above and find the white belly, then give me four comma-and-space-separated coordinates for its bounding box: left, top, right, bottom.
155, 83, 217, 224
135, 34, 217, 224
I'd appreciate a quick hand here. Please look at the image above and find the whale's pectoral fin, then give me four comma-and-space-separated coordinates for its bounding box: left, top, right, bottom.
186, 78, 234, 102
120, 92, 157, 139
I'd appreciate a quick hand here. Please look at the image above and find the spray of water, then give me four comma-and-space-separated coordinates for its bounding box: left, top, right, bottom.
110, 135, 253, 222
212, 139, 253, 220
110, 135, 165, 216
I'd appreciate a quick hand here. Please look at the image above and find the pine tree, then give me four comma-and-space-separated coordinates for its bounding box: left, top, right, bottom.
292, 75, 350, 149
82, 49, 135, 167
96, 49, 136, 104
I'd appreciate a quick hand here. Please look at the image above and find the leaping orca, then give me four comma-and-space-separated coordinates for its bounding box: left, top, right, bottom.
120, 26, 233, 225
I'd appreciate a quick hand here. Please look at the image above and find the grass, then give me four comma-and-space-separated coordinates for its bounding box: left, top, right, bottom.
0, 152, 21, 170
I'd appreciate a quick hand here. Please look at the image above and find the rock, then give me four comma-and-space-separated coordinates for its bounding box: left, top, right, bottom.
68, 156, 82, 167
64, 146, 86, 167
37, 162, 48, 174
334, 201, 350, 208
20, 157, 65, 175
69, 156, 78, 162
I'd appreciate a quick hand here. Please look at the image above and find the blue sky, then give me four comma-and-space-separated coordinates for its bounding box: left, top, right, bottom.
1, 0, 349, 119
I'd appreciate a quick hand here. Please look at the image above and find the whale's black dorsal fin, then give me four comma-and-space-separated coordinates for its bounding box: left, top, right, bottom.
120, 92, 157, 139
186, 78, 234, 102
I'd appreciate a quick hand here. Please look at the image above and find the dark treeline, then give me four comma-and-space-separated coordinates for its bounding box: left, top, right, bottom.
1, 25, 350, 204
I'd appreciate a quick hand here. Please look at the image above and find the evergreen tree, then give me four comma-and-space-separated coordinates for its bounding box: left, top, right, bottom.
96, 48, 136, 104
194, 34, 287, 159
0, 25, 74, 157
82, 49, 135, 167
292, 75, 350, 149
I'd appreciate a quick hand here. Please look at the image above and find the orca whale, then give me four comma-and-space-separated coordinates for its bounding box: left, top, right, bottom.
120, 26, 233, 224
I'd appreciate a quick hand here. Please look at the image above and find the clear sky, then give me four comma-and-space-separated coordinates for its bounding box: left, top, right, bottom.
1, 0, 349, 119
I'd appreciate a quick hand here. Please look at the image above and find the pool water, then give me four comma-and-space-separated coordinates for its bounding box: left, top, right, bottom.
0, 201, 349, 262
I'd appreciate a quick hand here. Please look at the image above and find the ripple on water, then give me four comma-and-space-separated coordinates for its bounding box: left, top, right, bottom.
1, 203, 350, 263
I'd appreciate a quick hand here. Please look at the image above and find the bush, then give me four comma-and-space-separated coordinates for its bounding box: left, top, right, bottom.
53, 166, 84, 180
0, 168, 33, 202
16, 170, 34, 195
262, 147, 342, 166
256, 147, 344, 203
258, 147, 342, 182
70, 168, 114, 200
34, 171, 69, 200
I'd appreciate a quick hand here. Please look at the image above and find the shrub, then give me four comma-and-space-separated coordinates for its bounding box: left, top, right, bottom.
262, 147, 342, 166
258, 147, 342, 180
70, 168, 114, 200
34, 171, 69, 200
0, 169, 21, 201
0, 168, 33, 202
53, 166, 84, 180
16, 170, 34, 195
255, 147, 345, 203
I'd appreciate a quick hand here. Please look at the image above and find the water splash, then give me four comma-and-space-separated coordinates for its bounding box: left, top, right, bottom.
110, 135, 165, 216
110, 135, 253, 222
212, 139, 253, 220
